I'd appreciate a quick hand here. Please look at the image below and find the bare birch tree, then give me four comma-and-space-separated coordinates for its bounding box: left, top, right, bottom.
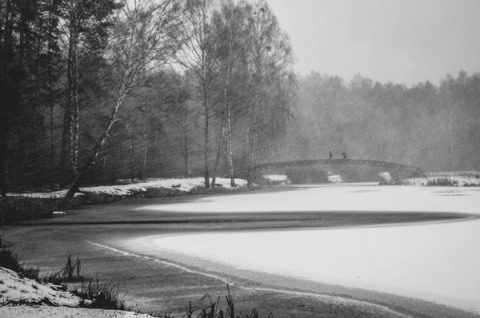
244, 0, 294, 185
66, 0, 182, 198
176, 0, 218, 189
58, 0, 118, 181
210, 0, 248, 187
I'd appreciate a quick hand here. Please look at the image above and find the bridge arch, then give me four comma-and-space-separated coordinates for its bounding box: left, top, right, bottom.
254, 159, 424, 176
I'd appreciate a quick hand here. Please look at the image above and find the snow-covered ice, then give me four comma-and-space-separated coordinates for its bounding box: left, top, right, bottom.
140, 183, 480, 214
150, 219, 480, 313
138, 184, 480, 314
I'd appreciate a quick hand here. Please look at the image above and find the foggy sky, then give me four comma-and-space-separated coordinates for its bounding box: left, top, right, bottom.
268, 0, 480, 86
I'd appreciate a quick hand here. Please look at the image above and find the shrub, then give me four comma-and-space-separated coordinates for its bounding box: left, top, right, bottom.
47, 255, 83, 284
74, 278, 126, 310
43, 255, 126, 310
161, 286, 271, 318
0, 197, 82, 224
426, 178, 458, 186
0, 244, 39, 280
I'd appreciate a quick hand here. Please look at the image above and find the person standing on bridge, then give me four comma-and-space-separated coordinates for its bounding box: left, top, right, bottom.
329, 151, 333, 159
342, 151, 347, 160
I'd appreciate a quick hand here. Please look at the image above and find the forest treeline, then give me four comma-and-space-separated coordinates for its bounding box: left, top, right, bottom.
283, 72, 480, 174
1, 0, 479, 197
0, 0, 295, 197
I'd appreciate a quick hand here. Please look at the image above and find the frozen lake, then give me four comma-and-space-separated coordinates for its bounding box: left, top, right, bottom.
135, 183, 480, 314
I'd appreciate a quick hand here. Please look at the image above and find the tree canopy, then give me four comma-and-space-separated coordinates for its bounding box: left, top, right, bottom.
0, 0, 478, 197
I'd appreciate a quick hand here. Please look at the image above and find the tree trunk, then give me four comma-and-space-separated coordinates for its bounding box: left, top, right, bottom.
141, 120, 148, 180
47, 0, 56, 166
0, 1, 11, 197
129, 132, 135, 182
226, 106, 235, 187
67, 25, 79, 177
180, 101, 189, 179
247, 93, 260, 186
102, 152, 108, 172
203, 80, 210, 189
214, 64, 236, 187
183, 133, 189, 178
0, 128, 6, 198
49, 102, 54, 164
223, 65, 235, 187
59, 102, 71, 183
448, 102, 454, 169
212, 118, 227, 187
62, 22, 80, 182
65, 73, 133, 198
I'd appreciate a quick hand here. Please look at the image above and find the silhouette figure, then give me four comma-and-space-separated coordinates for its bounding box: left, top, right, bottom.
329, 151, 333, 159
342, 151, 347, 160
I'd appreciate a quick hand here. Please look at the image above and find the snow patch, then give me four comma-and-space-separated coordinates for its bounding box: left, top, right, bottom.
378, 171, 392, 182
0, 267, 79, 307
0, 305, 156, 318
261, 174, 290, 184
404, 175, 480, 187
7, 177, 248, 199
0, 266, 156, 318
327, 174, 342, 183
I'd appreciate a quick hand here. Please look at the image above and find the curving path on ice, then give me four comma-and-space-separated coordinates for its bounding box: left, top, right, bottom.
134, 184, 480, 314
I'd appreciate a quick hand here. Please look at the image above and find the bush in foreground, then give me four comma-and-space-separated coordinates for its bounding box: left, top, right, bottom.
74, 278, 127, 310
161, 286, 271, 318
0, 237, 40, 280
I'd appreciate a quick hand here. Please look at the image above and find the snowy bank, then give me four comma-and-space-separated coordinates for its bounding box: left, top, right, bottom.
403, 174, 480, 187
6, 177, 248, 199
0, 266, 155, 318
0, 267, 80, 307
0, 306, 155, 318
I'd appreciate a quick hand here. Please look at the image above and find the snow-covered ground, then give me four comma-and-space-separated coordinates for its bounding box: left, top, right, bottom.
135, 184, 480, 314
0, 267, 155, 318
7, 177, 248, 199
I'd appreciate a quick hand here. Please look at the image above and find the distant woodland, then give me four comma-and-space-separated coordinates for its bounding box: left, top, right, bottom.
1, 0, 479, 196
283, 72, 480, 173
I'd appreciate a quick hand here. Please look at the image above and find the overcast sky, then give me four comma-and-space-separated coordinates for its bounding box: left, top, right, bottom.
267, 0, 480, 86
